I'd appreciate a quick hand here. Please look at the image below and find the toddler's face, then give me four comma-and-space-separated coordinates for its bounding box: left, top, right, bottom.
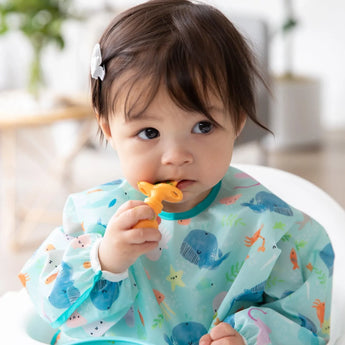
99, 84, 242, 213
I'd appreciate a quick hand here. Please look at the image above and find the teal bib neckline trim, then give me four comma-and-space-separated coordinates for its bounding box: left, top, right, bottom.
159, 180, 222, 220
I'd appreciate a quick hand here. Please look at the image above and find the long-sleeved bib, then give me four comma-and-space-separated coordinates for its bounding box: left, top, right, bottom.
20, 166, 334, 345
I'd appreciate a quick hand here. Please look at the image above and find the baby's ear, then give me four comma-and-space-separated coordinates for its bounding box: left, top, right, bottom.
236, 114, 247, 137
97, 115, 112, 141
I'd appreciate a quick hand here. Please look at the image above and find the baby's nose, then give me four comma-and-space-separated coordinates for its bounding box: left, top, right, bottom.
161, 145, 193, 166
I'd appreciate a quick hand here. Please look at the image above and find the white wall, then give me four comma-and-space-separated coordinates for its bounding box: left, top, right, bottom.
206, 0, 345, 129
93, 0, 345, 129
1, 0, 344, 128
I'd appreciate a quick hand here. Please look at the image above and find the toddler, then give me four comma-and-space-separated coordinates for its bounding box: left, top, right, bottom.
20, 1, 333, 344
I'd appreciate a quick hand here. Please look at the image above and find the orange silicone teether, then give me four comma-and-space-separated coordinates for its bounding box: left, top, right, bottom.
134, 181, 183, 229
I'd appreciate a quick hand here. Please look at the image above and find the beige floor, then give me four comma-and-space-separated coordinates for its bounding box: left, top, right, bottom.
0, 128, 344, 296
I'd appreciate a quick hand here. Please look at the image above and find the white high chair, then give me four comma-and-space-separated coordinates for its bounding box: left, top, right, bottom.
0, 164, 344, 344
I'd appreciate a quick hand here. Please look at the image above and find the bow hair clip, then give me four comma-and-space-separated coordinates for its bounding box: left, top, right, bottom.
91, 43, 105, 81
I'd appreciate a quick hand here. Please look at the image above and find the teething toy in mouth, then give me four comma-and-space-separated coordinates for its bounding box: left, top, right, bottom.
134, 181, 183, 229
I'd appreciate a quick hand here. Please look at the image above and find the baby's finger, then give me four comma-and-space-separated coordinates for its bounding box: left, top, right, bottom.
114, 203, 155, 230
125, 227, 162, 245
131, 241, 161, 257
209, 323, 237, 340
115, 200, 147, 216
199, 333, 212, 345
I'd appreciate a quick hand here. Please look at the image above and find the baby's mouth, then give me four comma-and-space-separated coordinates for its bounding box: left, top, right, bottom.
155, 180, 179, 187
154, 179, 194, 190
176, 179, 194, 190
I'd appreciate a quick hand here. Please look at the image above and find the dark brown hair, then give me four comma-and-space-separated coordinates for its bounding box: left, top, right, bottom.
91, 0, 269, 137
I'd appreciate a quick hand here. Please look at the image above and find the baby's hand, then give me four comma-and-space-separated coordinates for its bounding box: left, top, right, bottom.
199, 323, 245, 345
98, 200, 162, 274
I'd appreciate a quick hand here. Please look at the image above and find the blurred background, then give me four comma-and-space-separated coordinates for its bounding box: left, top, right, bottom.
0, 0, 344, 295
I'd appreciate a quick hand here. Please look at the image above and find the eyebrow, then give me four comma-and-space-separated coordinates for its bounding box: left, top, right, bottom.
206, 104, 225, 113
123, 103, 225, 123
124, 111, 159, 122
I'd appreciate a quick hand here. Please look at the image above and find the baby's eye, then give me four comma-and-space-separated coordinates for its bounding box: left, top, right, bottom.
137, 127, 160, 140
192, 121, 214, 134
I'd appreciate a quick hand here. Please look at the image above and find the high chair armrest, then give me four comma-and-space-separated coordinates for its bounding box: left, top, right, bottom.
0, 289, 56, 344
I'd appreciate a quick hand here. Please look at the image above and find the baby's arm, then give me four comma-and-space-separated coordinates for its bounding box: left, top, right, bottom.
19, 193, 159, 338
218, 220, 333, 344
199, 323, 246, 345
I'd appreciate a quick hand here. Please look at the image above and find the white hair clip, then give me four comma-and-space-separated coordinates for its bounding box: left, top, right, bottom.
91, 43, 105, 81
